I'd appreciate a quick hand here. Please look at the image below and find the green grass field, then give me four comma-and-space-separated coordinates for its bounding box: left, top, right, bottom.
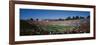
39, 25, 76, 32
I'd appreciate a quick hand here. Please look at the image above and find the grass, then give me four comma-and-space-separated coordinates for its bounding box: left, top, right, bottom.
20, 20, 89, 35
42, 25, 67, 32
37, 24, 79, 33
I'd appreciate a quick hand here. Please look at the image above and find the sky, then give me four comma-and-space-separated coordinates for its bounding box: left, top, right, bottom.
20, 8, 90, 20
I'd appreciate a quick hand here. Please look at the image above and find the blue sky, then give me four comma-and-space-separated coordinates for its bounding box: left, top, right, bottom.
20, 8, 90, 20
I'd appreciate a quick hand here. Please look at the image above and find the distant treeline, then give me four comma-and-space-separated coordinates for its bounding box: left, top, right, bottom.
26, 16, 90, 21
65, 16, 90, 20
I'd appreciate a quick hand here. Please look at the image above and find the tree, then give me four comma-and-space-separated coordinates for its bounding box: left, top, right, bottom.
87, 16, 90, 19
72, 16, 75, 20
36, 18, 39, 21
80, 16, 84, 19
75, 16, 79, 19
59, 18, 64, 21
65, 16, 71, 20
30, 18, 33, 21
